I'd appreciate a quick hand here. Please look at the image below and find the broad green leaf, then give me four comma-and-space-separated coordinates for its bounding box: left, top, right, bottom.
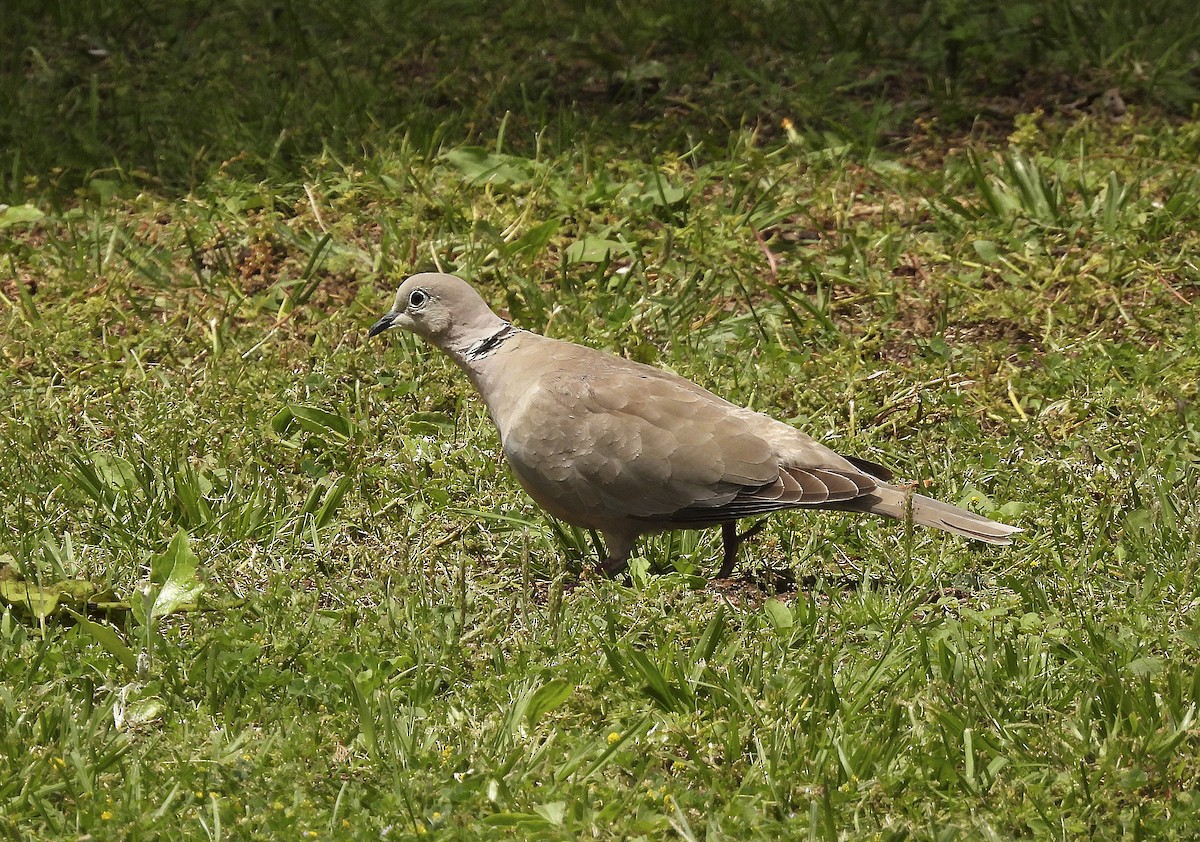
635, 181, 686, 207
288, 405, 355, 439
69, 611, 138, 673
57, 579, 98, 601
972, 240, 1000, 263
90, 453, 140, 493
272, 405, 355, 440
148, 529, 205, 620
957, 485, 994, 512
565, 237, 625, 263
131, 585, 152, 629
1126, 656, 1164, 677
404, 411, 455, 432
0, 578, 62, 618
627, 556, 651, 590
123, 696, 165, 727
533, 802, 567, 826
88, 178, 120, 203
270, 406, 296, 434
998, 500, 1027, 518
0, 562, 133, 624
0, 573, 107, 619
505, 219, 560, 256
0, 204, 45, 228
763, 598, 793, 631
441, 147, 535, 187
525, 679, 573, 727
482, 812, 551, 829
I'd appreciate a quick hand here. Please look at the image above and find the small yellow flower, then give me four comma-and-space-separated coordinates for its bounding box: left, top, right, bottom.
781, 117, 801, 143
606, 731, 621, 745
341, 819, 350, 828
101, 811, 113, 821
272, 801, 285, 810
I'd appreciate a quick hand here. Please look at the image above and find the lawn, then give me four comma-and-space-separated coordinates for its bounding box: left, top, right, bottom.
2, 1, 1200, 838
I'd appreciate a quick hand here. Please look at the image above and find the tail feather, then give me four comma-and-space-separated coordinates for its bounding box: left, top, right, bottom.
832, 483, 1021, 545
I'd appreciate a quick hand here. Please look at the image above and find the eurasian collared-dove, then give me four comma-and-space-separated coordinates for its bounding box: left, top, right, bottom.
370, 273, 1020, 576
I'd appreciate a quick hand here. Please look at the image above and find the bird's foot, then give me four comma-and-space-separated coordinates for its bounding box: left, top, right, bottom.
596, 556, 630, 578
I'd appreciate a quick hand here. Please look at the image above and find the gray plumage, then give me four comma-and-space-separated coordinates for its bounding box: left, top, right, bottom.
370, 273, 1020, 576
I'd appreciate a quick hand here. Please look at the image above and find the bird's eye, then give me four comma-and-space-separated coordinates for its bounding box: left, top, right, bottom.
408, 289, 428, 309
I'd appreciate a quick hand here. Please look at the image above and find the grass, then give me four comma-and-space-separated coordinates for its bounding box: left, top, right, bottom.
3, 0, 1200, 838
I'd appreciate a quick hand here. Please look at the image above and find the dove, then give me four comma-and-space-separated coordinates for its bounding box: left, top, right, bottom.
370, 273, 1019, 576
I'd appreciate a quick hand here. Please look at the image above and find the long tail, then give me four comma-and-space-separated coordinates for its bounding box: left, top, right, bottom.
832, 482, 1021, 545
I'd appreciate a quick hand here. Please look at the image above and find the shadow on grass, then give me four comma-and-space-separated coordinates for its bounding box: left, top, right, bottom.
2, 0, 1198, 199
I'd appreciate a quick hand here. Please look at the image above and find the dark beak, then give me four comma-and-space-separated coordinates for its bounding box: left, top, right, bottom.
368, 313, 396, 338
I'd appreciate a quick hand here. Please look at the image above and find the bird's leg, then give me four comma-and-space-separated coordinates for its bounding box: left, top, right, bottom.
718, 523, 742, 579
717, 520, 769, 578
598, 555, 629, 577
597, 531, 637, 578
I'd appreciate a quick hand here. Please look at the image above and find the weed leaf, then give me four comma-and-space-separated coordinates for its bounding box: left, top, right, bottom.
148, 529, 205, 620
763, 599, 794, 631
525, 679, 574, 727
0, 578, 63, 619
69, 610, 139, 673
565, 237, 625, 263
441, 147, 535, 186
0, 204, 45, 228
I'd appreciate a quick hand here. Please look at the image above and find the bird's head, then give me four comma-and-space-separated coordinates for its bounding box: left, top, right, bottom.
369, 273, 509, 358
